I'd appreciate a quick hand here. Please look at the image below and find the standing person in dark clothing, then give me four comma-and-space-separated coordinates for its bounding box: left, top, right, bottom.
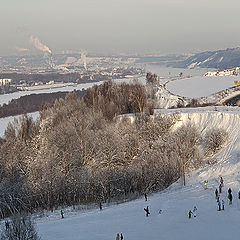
217, 200, 221, 211
144, 193, 148, 201
228, 193, 233, 204
228, 188, 232, 195
219, 184, 222, 194
61, 209, 64, 218
215, 189, 218, 199
188, 210, 192, 219
5, 220, 9, 230
238, 191, 240, 200
99, 202, 102, 210
144, 206, 150, 217
222, 200, 225, 210
120, 233, 123, 240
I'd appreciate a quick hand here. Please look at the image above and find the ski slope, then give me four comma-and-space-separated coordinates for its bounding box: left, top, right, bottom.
36, 106, 240, 240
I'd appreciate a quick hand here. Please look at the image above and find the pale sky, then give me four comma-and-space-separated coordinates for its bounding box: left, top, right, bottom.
1, 0, 240, 56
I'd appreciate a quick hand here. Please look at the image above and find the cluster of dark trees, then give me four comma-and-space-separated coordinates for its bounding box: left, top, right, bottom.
0, 90, 86, 118
0, 79, 228, 219
83, 80, 147, 120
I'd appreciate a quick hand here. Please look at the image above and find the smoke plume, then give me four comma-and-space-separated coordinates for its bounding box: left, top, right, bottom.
29, 35, 52, 54
15, 46, 29, 52
81, 51, 87, 70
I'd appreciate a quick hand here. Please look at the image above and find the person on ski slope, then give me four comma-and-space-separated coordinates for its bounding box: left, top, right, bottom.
215, 189, 218, 199
222, 200, 225, 210
219, 184, 222, 194
144, 206, 150, 217
220, 177, 224, 186
228, 192, 233, 204
204, 180, 208, 189
116, 233, 120, 240
188, 210, 192, 219
218, 199, 221, 211
193, 206, 197, 217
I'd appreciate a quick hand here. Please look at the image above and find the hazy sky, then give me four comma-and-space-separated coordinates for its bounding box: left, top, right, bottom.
1, 0, 240, 56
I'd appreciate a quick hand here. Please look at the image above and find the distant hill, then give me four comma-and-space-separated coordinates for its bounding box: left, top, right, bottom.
170, 47, 240, 69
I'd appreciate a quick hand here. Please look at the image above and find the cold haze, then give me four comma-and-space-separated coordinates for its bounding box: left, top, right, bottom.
1, 0, 240, 55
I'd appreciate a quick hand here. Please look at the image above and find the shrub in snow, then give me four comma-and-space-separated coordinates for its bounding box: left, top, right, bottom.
203, 128, 228, 157
0, 214, 40, 240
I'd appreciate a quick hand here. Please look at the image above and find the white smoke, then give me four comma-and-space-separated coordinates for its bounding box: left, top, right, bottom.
81, 51, 87, 70
29, 35, 52, 54
15, 46, 29, 52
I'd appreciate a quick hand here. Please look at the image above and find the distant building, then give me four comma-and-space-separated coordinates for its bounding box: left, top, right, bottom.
0, 78, 11, 86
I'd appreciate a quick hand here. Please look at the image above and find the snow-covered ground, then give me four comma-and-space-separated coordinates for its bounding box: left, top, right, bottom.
36, 106, 240, 240
166, 75, 240, 98
0, 112, 39, 137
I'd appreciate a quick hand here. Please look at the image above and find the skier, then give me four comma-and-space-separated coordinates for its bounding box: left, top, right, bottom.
116, 233, 120, 240
228, 188, 232, 195
188, 210, 192, 219
5, 220, 9, 230
99, 201, 102, 210
159, 209, 162, 214
193, 206, 197, 217
218, 199, 221, 211
144, 193, 148, 201
228, 193, 233, 204
219, 184, 222, 194
144, 206, 150, 217
215, 189, 218, 199
204, 180, 208, 189
61, 209, 64, 219
120, 233, 123, 240
222, 200, 225, 210
220, 177, 224, 186
238, 191, 240, 200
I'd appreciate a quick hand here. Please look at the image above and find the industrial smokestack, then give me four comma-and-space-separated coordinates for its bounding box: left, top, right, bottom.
29, 35, 52, 54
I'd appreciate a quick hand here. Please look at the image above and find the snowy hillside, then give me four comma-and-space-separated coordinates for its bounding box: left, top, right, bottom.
36, 106, 240, 240
170, 47, 240, 69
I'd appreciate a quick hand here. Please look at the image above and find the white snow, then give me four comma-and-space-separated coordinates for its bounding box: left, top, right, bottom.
36, 106, 240, 240
166, 75, 240, 98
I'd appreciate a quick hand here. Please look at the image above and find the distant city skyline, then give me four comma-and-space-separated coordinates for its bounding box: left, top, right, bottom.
1, 0, 240, 56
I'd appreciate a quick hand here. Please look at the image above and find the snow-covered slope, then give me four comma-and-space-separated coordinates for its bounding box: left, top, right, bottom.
171, 47, 240, 69
36, 106, 240, 240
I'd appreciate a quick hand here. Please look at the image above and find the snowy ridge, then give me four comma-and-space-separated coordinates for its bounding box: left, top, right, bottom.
36, 107, 240, 240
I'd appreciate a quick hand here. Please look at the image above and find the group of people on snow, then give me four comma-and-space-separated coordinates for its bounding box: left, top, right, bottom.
188, 206, 197, 219
116, 233, 124, 240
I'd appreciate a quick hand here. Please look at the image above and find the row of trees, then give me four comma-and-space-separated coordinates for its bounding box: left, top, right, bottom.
0, 80, 228, 218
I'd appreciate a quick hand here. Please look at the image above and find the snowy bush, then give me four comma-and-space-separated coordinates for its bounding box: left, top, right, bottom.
203, 128, 229, 156
0, 214, 40, 240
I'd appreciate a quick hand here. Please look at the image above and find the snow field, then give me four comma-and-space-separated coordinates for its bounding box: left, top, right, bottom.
166, 75, 240, 98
